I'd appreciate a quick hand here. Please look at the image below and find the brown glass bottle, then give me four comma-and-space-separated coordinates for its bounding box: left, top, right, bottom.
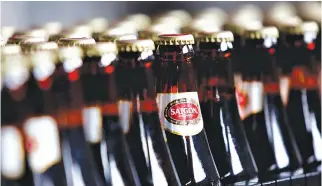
276, 21, 322, 172
22, 42, 69, 186
82, 41, 142, 186
116, 39, 181, 186
240, 27, 305, 180
53, 39, 105, 186
88, 41, 142, 186
195, 31, 258, 184
155, 34, 221, 186
1, 45, 35, 186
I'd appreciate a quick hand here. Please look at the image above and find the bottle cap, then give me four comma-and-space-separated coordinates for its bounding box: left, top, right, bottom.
165, 10, 192, 27
6, 36, 46, 45
266, 2, 297, 25
22, 41, 58, 53
57, 37, 96, 47
87, 17, 108, 33
124, 14, 151, 31
155, 34, 195, 45
0, 37, 5, 47
276, 16, 312, 35
86, 42, 118, 56
67, 24, 93, 38
1, 26, 16, 41
195, 7, 227, 28
116, 39, 155, 52
243, 26, 279, 39
43, 22, 63, 35
1, 44, 21, 55
298, 2, 321, 24
225, 20, 263, 36
196, 31, 234, 43
231, 4, 264, 25
25, 28, 48, 38
1, 45, 30, 88
58, 46, 83, 61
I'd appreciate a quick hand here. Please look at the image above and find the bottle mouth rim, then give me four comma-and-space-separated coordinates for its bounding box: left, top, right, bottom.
158, 33, 191, 37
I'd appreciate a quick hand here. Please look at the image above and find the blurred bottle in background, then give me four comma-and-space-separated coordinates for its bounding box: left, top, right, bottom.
1, 45, 36, 186
195, 31, 258, 184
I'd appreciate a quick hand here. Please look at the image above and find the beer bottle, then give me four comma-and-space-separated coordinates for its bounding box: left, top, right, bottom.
80, 42, 120, 185
55, 38, 105, 186
87, 17, 108, 41
1, 45, 35, 186
22, 42, 69, 186
239, 26, 304, 180
195, 31, 258, 184
155, 34, 221, 186
116, 39, 181, 186
89, 42, 141, 186
277, 19, 322, 172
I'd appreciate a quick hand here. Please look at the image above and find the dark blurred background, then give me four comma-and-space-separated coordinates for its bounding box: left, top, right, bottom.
1, 1, 304, 30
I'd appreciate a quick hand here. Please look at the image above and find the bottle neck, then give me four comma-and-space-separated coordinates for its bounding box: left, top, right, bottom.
117, 51, 156, 100
240, 38, 278, 82
279, 33, 316, 73
196, 42, 234, 86
156, 44, 197, 93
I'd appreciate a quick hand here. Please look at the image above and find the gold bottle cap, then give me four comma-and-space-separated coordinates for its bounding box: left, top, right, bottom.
85, 42, 118, 56
231, 4, 264, 25
99, 30, 138, 42
165, 10, 192, 27
87, 17, 108, 33
277, 16, 305, 35
125, 14, 151, 31
155, 34, 195, 45
225, 20, 263, 36
184, 18, 221, 35
57, 37, 96, 47
195, 7, 227, 28
265, 2, 297, 25
25, 28, 48, 38
22, 41, 58, 53
68, 24, 93, 38
243, 26, 279, 39
116, 39, 155, 52
1, 26, 16, 41
6, 36, 46, 45
58, 46, 83, 62
298, 2, 321, 24
43, 22, 63, 35
196, 31, 234, 43
1, 44, 22, 55
0, 37, 5, 47
1, 45, 30, 89
302, 21, 319, 33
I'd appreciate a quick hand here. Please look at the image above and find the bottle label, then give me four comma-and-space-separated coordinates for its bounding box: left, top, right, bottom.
83, 106, 102, 143
23, 116, 62, 173
280, 76, 291, 106
1, 126, 25, 179
157, 92, 204, 136
235, 81, 264, 120
118, 100, 132, 134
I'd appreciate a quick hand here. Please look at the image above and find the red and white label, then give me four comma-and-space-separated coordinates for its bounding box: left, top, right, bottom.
157, 92, 203, 136
118, 100, 132, 134
23, 116, 62, 173
279, 76, 291, 106
83, 107, 102, 143
235, 81, 264, 120
1, 126, 25, 178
